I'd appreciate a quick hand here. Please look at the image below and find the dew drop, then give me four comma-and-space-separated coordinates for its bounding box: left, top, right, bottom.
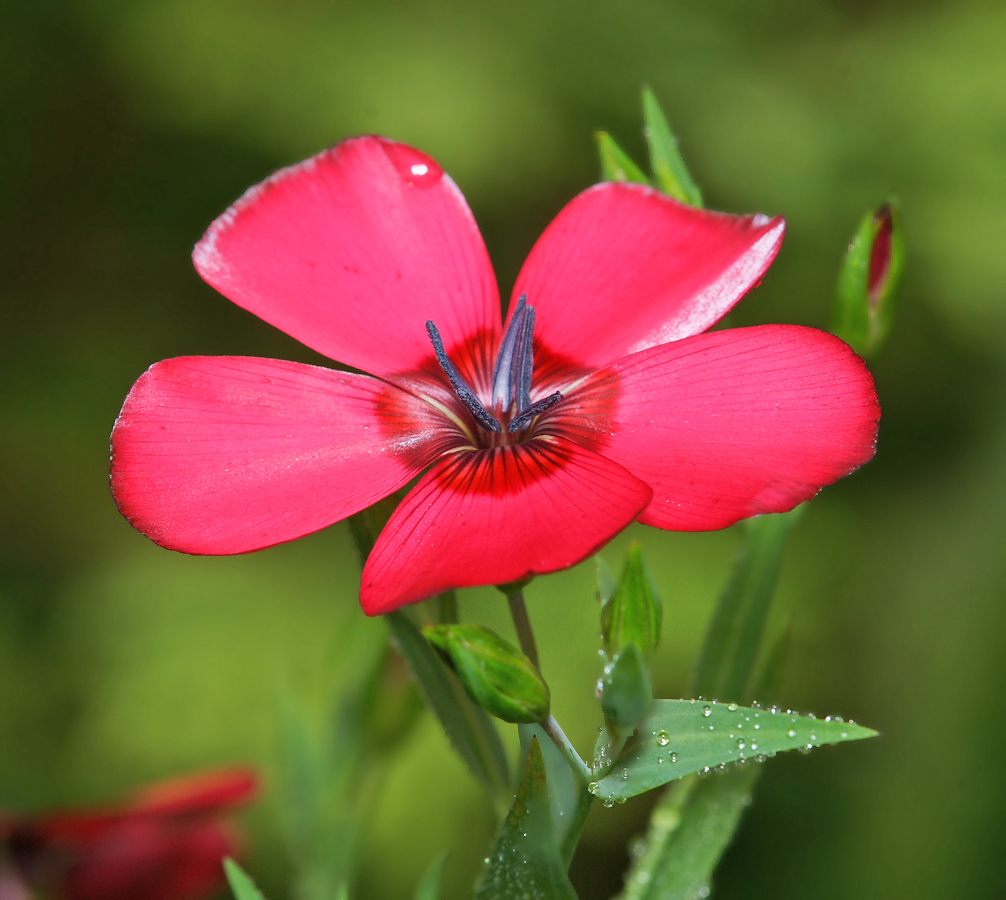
588, 782, 598, 792
753, 723, 760, 730
657, 756, 664, 764
787, 729, 797, 738
702, 706, 712, 717
657, 730, 671, 747
484, 857, 490, 864
382, 140, 443, 188
670, 752, 678, 762
622, 769, 629, 780
603, 798, 614, 808
727, 702, 738, 711
750, 741, 758, 751
737, 739, 746, 750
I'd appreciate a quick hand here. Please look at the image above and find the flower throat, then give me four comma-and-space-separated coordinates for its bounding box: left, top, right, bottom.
426, 295, 562, 436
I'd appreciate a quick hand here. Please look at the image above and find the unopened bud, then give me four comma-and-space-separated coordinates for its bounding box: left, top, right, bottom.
831, 200, 904, 358
600, 542, 662, 659
600, 641, 653, 738
423, 623, 550, 724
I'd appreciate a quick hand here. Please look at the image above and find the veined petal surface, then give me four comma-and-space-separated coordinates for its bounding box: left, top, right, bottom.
512, 182, 784, 369
360, 439, 652, 614
111, 357, 457, 554
193, 136, 501, 384
553, 325, 879, 530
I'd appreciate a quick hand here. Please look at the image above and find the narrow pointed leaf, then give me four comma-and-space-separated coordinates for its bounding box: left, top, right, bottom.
225, 859, 269, 900
475, 739, 578, 900
692, 507, 803, 702
387, 611, 509, 801
642, 88, 702, 207
617, 768, 758, 900
596, 132, 651, 185
520, 724, 578, 844
590, 700, 875, 802
413, 854, 448, 900
595, 556, 617, 607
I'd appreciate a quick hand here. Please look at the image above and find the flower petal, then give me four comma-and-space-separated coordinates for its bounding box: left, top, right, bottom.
360, 439, 652, 614
552, 326, 879, 530
127, 769, 257, 819
193, 136, 501, 382
111, 357, 457, 555
512, 182, 784, 369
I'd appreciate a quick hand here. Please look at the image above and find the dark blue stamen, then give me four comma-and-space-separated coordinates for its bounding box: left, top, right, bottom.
491, 294, 527, 410
513, 305, 536, 414
507, 390, 563, 433
425, 321, 502, 433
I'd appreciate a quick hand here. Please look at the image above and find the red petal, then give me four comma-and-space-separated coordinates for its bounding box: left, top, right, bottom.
193, 136, 500, 383
359, 439, 651, 614
64, 820, 236, 900
111, 357, 458, 554
128, 769, 257, 819
553, 326, 879, 530
513, 182, 784, 369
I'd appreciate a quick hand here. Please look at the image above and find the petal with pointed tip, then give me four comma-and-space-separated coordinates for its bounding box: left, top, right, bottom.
552, 325, 879, 530
193, 136, 500, 386
512, 182, 784, 369
111, 357, 457, 555
360, 440, 652, 614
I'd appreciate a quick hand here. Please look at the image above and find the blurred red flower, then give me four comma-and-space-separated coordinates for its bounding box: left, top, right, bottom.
0, 769, 256, 900
110, 137, 879, 614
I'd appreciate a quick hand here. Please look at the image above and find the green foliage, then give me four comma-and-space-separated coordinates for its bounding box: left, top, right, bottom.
831, 200, 905, 358
591, 700, 875, 803
423, 623, 550, 724
386, 611, 510, 804
413, 854, 447, 900
520, 723, 578, 843
600, 642, 653, 740
225, 858, 269, 900
601, 542, 662, 659
616, 770, 758, 900
596, 132, 651, 185
642, 88, 703, 207
692, 509, 803, 702
475, 738, 578, 900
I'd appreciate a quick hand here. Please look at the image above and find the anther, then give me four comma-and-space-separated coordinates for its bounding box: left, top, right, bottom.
507, 390, 563, 433
426, 321, 502, 433
491, 295, 527, 410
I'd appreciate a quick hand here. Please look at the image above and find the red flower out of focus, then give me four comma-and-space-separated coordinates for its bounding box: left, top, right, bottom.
110, 137, 879, 614
0, 769, 256, 900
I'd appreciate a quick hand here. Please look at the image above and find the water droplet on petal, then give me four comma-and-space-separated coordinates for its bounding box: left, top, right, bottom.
380, 139, 444, 188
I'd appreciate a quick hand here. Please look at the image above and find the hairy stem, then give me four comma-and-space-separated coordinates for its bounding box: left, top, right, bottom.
505, 589, 540, 670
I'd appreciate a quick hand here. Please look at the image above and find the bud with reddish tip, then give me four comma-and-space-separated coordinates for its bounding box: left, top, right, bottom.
831, 200, 905, 358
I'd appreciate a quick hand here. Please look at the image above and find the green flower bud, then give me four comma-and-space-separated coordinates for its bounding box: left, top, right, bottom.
422, 623, 550, 724
831, 200, 905, 359
600, 641, 653, 738
600, 542, 662, 659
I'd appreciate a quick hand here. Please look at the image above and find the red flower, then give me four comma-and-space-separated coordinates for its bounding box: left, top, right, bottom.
110, 137, 879, 615
1, 769, 257, 900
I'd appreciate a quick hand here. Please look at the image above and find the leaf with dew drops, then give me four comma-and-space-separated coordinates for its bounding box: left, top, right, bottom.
590, 700, 876, 803
475, 738, 578, 900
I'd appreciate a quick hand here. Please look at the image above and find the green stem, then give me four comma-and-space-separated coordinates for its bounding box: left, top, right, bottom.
505, 588, 540, 670
540, 714, 590, 785
560, 783, 596, 870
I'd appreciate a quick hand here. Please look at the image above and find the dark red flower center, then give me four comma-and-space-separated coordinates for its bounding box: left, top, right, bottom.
426, 294, 563, 439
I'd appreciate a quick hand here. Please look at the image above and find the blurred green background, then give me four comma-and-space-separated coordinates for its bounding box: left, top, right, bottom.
2, 0, 1005, 897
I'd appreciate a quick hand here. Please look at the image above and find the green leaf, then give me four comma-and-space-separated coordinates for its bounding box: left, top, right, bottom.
413, 854, 448, 900
596, 131, 651, 185
600, 642, 653, 739
831, 199, 905, 358
692, 508, 803, 702
475, 738, 579, 900
642, 87, 702, 207
225, 859, 269, 900
590, 699, 876, 802
423, 623, 550, 724
617, 768, 758, 900
520, 723, 578, 843
386, 611, 509, 803
601, 541, 662, 658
